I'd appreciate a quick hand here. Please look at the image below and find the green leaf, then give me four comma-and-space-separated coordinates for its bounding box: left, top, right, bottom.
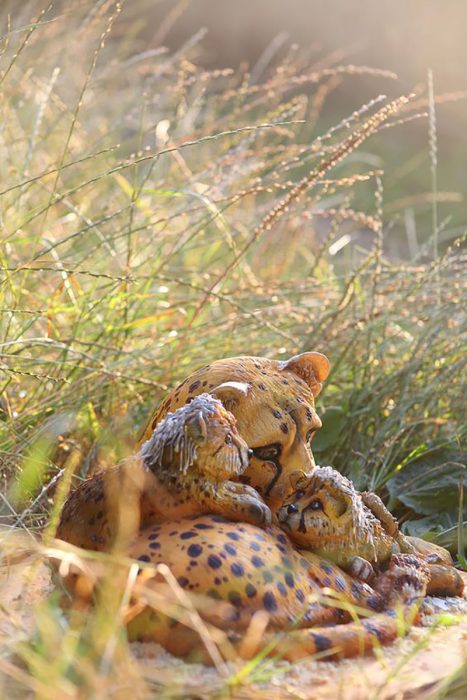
401, 514, 467, 555
387, 435, 466, 516
9, 413, 74, 506
401, 513, 454, 540
313, 406, 347, 452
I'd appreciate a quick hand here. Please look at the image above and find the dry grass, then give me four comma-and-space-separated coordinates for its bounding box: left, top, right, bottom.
0, 1, 466, 697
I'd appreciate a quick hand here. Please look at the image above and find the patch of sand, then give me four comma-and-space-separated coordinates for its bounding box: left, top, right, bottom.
132, 615, 467, 699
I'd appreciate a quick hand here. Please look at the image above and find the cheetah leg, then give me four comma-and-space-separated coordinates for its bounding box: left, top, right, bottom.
347, 556, 375, 582
252, 607, 419, 661
360, 492, 399, 537
198, 481, 272, 527
299, 550, 385, 611
426, 563, 464, 597
247, 554, 430, 662
404, 536, 453, 565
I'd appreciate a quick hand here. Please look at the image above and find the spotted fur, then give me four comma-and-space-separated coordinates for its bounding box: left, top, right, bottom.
56, 395, 271, 552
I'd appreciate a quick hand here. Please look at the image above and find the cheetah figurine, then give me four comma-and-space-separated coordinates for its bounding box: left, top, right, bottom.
56, 390, 271, 552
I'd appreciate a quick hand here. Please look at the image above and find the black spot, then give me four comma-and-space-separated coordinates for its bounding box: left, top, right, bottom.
277, 534, 288, 545
311, 633, 332, 652
211, 515, 228, 524
258, 383, 266, 391
263, 591, 278, 612
230, 561, 245, 577
187, 544, 203, 558
226, 531, 240, 541
367, 595, 382, 611
96, 510, 104, 519
138, 555, 150, 563
320, 561, 334, 575
363, 621, 385, 641
180, 531, 197, 540
262, 570, 273, 583
177, 576, 189, 588
284, 572, 295, 588
207, 588, 221, 600
282, 379, 289, 385
251, 555, 264, 568
245, 583, 257, 598
214, 577, 222, 585
272, 409, 282, 419
295, 589, 305, 603
149, 541, 160, 550
207, 554, 222, 569
228, 590, 242, 607
277, 581, 287, 597
224, 543, 237, 556
334, 575, 346, 592
306, 409, 312, 421
351, 582, 363, 599
148, 532, 159, 541
250, 541, 261, 552
194, 522, 213, 530
188, 380, 201, 393
280, 423, 289, 434
281, 557, 293, 570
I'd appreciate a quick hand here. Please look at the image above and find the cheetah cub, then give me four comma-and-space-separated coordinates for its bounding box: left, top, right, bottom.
57, 387, 271, 552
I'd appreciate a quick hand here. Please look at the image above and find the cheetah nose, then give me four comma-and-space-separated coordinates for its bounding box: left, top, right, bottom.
287, 503, 298, 514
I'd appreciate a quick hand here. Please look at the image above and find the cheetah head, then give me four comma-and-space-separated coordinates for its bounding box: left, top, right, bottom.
277, 466, 372, 551
140, 352, 330, 510
140, 392, 252, 480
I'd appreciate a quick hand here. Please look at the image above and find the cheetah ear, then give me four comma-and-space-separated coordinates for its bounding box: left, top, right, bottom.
280, 352, 330, 397
185, 411, 208, 442
211, 381, 250, 412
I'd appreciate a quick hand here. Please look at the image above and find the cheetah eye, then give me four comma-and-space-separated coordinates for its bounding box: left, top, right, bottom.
225, 433, 232, 445
309, 499, 323, 511
252, 444, 281, 461
294, 490, 305, 500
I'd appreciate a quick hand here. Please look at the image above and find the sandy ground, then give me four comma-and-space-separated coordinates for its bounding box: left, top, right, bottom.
1, 536, 466, 700
132, 607, 467, 699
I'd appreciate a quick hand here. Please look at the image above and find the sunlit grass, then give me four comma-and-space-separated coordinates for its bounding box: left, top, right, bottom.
0, 1, 465, 697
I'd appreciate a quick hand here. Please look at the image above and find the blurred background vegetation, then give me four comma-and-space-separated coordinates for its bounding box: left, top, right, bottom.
0, 1, 465, 556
